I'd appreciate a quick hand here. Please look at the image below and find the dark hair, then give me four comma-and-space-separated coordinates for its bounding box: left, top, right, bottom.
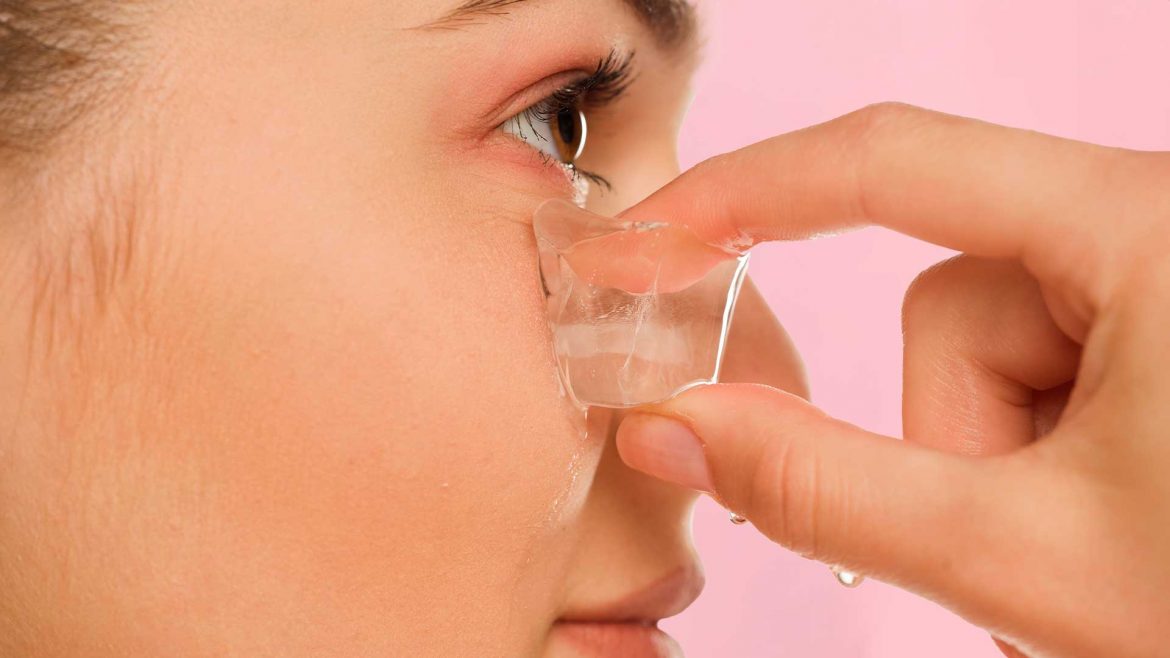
0, 1, 125, 154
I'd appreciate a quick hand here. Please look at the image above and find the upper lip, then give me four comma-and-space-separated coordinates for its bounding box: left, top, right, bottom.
558, 564, 706, 624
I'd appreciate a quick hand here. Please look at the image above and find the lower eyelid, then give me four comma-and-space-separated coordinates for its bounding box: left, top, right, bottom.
488, 131, 582, 188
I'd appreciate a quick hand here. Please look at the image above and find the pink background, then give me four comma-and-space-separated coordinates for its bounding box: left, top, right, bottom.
662, 1, 1170, 656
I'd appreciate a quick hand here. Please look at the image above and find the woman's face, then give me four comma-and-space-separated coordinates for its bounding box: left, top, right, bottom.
1, 1, 804, 656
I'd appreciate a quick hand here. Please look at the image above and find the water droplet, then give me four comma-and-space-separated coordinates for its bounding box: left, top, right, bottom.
832, 567, 864, 588
729, 512, 748, 525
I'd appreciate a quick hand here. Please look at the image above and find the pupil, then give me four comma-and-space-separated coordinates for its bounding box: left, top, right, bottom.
556, 108, 577, 152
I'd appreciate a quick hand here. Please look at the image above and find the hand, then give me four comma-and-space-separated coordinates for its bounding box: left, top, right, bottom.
613, 103, 1170, 658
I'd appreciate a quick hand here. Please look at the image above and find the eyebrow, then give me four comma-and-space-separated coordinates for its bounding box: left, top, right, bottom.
421, 0, 697, 50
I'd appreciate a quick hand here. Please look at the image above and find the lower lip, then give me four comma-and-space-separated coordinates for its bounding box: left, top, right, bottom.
551, 622, 683, 658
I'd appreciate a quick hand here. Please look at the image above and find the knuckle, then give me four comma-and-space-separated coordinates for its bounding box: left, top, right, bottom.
851, 101, 922, 132
840, 102, 931, 219
901, 255, 969, 333
751, 429, 824, 557
689, 153, 733, 187
1036, 150, 1166, 307
685, 155, 737, 229
846, 102, 933, 151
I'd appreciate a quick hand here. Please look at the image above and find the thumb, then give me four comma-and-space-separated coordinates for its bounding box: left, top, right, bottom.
615, 382, 1006, 594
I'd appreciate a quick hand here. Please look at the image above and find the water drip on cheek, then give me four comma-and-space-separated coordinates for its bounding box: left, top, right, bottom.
535, 382, 613, 532
537, 433, 589, 531
555, 371, 590, 439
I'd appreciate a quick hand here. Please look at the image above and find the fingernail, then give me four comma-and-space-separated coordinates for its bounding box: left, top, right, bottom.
616, 413, 714, 493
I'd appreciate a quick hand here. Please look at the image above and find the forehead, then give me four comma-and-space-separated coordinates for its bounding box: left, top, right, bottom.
430, 0, 698, 51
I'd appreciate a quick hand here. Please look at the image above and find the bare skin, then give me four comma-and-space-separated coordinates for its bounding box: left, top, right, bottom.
0, 1, 808, 656
616, 103, 1170, 658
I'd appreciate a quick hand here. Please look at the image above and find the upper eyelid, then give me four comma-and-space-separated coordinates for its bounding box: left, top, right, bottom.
509, 73, 606, 126
503, 74, 621, 149
487, 49, 637, 130
545, 50, 637, 111
480, 70, 588, 130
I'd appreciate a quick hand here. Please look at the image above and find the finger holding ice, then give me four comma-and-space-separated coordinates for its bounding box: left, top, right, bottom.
535, 200, 736, 294
533, 199, 750, 409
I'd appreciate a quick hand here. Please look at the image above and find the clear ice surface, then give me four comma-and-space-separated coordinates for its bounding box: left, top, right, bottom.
534, 200, 750, 409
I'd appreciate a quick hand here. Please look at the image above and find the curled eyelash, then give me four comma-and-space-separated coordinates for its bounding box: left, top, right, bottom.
519, 50, 636, 192
535, 49, 637, 114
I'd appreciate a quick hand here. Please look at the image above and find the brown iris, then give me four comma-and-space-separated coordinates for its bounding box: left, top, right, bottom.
551, 107, 587, 164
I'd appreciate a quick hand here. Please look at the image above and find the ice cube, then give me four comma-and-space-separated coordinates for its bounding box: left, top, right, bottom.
534, 199, 750, 408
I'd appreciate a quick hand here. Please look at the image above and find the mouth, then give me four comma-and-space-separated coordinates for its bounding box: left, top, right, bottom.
551, 566, 703, 658
550, 621, 683, 658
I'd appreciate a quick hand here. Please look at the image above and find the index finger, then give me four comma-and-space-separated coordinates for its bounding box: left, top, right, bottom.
621, 103, 1134, 298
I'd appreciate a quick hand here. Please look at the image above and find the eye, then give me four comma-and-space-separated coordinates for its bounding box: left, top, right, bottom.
497, 50, 635, 192
503, 101, 589, 166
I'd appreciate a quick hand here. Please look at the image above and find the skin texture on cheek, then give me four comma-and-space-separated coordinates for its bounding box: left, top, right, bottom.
0, 62, 604, 658
155, 113, 601, 649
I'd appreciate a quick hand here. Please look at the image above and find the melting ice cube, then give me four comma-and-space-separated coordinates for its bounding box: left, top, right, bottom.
534, 199, 750, 408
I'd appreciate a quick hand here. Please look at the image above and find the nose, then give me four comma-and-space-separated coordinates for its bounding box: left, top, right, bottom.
565, 278, 807, 611
581, 128, 806, 398
562, 129, 808, 609
567, 407, 705, 606
720, 278, 809, 397
583, 148, 683, 218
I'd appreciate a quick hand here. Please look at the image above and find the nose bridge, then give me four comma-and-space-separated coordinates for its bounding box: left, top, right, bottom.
720, 279, 811, 398
584, 143, 682, 218
578, 406, 701, 565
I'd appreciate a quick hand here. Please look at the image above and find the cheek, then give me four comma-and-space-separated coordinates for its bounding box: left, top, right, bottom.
323, 222, 590, 586
158, 193, 597, 645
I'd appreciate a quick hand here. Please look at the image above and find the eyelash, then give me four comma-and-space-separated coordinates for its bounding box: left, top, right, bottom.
517, 49, 636, 192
